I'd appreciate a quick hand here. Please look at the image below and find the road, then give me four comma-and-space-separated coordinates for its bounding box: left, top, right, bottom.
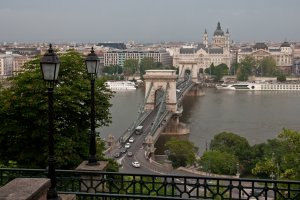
105, 139, 272, 200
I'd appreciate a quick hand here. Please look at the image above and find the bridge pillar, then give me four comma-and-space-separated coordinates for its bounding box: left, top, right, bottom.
143, 70, 178, 112
165, 113, 181, 133
145, 135, 156, 159
178, 63, 199, 83
185, 84, 205, 96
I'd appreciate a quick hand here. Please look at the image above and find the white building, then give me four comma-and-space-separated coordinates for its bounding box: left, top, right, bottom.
0, 53, 14, 78
103, 50, 172, 67
238, 42, 293, 74
0, 52, 32, 78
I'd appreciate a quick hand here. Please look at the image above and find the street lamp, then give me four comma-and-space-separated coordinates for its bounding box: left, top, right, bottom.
40, 44, 60, 199
85, 47, 100, 165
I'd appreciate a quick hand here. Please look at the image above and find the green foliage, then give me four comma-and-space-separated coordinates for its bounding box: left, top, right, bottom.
140, 57, 162, 78
105, 159, 120, 172
277, 129, 300, 179
165, 138, 198, 168
204, 63, 215, 75
214, 64, 228, 81
230, 62, 241, 75
123, 59, 139, 75
204, 63, 228, 81
210, 132, 250, 161
251, 129, 300, 180
210, 132, 251, 175
200, 151, 237, 175
0, 160, 18, 168
103, 65, 122, 75
252, 159, 277, 178
258, 56, 276, 76
237, 56, 256, 81
0, 51, 113, 169
277, 73, 286, 82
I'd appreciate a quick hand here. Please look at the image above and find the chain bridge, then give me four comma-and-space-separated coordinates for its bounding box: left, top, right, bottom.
115, 69, 203, 158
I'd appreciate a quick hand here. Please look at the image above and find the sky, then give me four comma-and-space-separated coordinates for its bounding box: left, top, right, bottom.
1, 0, 300, 43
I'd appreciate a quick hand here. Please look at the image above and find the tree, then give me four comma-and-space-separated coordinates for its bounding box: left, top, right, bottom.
258, 56, 276, 76
140, 57, 161, 78
251, 159, 277, 179
204, 63, 228, 81
123, 59, 139, 76
277, 73, 286, 82
204, 63, 215, 75
251, 129, 300, 180
200, 151, 238, 175
210, 132, 251, 161
210, 132, 251, 175
214, 63, 228, 81
103, 65, 122, 75
230, 62, 241, 76
165, 138, 198, 168
237, 56, 256, 81
277, 129, 300, 180
0, 51, 114, 169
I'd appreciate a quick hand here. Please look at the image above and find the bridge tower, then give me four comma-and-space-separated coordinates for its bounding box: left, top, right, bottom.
143, 70, 178, 112
178, 62, 199, 83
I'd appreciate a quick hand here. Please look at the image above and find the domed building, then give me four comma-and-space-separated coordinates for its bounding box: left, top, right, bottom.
210, 22, 230, 49
173, 22, 231, 81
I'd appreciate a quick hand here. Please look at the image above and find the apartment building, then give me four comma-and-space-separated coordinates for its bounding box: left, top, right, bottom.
13, 55, 32, 75
0, 53, 13, 78
0, 52, 32, 78
104, 50, 173, 67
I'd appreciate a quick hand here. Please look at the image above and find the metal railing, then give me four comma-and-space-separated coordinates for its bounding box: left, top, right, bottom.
1, 168, 300, 199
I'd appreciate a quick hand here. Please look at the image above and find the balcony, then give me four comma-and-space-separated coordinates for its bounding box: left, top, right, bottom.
1, 168, 300, 199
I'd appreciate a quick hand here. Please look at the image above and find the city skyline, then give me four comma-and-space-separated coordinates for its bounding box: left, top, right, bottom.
1, 0, 300, 43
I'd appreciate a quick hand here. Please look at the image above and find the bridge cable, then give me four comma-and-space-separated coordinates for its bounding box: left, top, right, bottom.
150, 83, 169, 135
118, 82, 153, 144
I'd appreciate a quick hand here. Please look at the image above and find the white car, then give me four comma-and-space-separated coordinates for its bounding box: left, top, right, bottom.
132, 161, 140, 168
129, 137, 134, 143
125, 143, 131, 149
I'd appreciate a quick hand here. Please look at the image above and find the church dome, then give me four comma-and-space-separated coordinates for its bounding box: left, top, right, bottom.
213, 22, 224, 36
280, 41, 290, 48
253, 42, 268, 50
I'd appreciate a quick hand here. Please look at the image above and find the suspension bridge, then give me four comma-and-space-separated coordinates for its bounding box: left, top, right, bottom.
113, 69, 203, 158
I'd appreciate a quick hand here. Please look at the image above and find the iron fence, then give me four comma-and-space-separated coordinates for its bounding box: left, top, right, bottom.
1, 168, 300, 199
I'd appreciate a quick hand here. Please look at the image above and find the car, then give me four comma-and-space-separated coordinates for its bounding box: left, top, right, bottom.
114, 152, 121, 158
135, 125, 143, 135
127, 151, 133, 157
129, 137, 134, 143
132, 161, 140, 168
120, 148, 127, 154
125, 143, 131, 149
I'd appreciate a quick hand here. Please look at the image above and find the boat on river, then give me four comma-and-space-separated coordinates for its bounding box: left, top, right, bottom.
105, 81, 137, 91
216, 82, 300, 91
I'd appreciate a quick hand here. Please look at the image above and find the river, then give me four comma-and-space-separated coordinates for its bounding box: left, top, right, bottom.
98, 87, 300, 154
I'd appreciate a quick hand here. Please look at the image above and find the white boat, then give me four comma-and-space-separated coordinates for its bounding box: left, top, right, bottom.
105, 81, 137, 91
216, 82, 300, 91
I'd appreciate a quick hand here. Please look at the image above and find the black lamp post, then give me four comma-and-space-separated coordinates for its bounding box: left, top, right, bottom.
85, 47, 100, 165
40, 44, 60, 199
